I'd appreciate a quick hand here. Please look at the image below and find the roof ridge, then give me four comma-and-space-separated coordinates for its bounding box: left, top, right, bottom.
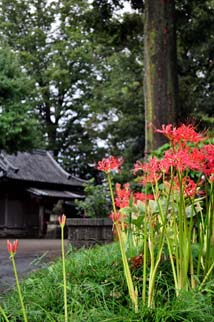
46, 151, 72, 179
0, 152, 19, 173
31, 149, 48, 155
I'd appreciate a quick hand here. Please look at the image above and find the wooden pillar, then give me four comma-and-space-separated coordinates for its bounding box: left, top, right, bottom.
39, 204, 45, 238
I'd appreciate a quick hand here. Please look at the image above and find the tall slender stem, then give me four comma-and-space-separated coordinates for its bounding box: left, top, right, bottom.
11, 255, 28, 322
0, 305, 9, 322
142, 219, 147, 306
61, 225, 68, 322
107, 173, 138, 312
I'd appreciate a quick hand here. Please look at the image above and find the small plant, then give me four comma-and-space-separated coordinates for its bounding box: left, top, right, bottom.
75, 178, 111, 218
97, 156, 138, 312
58, 214, 68, 322
7, 240, 28, 322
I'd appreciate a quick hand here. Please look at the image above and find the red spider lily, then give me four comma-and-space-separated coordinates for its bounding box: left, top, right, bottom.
188, 148, 206, 171
183, 177, 198, 197
155, 124, 177, 142
208, 174, 214, 183
159, 156, 172, 174
174, 124, 205, 145
201, 144, 214, 176
115, 183, 131, 208
163, 146, 206, 174
134, 157, 162, 185
171, 176, 198, 198
58, 214, 66, 227
109, 211, 123, 222
134, 192, 154, 203
97, 156, 123, 173
7, 240, 19, 255
156, 123, 205, 147
164, 149, 191, 172
133, 160, 144, 175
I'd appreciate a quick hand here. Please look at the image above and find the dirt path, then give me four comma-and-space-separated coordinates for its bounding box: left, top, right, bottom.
0, 239, 69, 293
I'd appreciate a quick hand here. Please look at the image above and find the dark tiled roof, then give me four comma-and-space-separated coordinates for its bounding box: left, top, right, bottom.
0, 150, 84, 186
27, 187, 84, 199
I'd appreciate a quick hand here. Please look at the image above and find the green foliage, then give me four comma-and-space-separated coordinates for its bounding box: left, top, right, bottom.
0, 0, 97, 175
86, 10, 145, 165
0, 47, 42, 153
0, 0, 213, 175
176, 1, 214, 123
75, 179, 111, 217
1, 243, 214, 321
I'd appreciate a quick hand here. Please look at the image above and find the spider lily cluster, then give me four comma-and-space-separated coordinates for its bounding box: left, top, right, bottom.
97, 124, 214, 309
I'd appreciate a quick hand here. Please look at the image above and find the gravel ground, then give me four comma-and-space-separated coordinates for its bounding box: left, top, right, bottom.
0, 239, 69, 293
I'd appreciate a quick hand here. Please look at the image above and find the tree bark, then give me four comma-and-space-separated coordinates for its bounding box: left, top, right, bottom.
144, 0, 178, 155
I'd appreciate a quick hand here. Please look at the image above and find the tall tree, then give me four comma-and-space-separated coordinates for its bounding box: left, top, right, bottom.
143, 0, 178, 154
0, 0, 98, 176
176, 1, 214, 129
85, 4, 145, 167
89, 0, 214, 157
0, 47, 42, 153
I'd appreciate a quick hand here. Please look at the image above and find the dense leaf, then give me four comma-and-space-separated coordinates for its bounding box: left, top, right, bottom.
0, 47, 42, 152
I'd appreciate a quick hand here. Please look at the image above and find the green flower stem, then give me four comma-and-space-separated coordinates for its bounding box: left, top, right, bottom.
107, 173, 138, 312
156, 184, 179, 293
61, 225, 68, 322
147, 237, 165, 307
199, 259, 214, 291
197, 212, 204, 277
142, 218, 147, 306
116, 223, 138, 312
189, 250, 196, 289
205, 181, 214, 274
147, 188, 166, 307
0, 305, 9, 322
107, 173, 117, 214
148, 234, 154, 307
198, 182, 214, 289
10, 254, 28, 322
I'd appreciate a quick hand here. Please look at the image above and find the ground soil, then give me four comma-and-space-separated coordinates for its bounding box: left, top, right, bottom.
0, 239, 69, 293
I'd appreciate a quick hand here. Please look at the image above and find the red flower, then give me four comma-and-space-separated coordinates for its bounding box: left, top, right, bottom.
182, 177, 198, 197
171, 176, 198, 198
159, 152, 174, 173
155, 124, 177, 142
7, 240, 19, 255
134, 192, 154, 204
115, 183, 131, 208
201, 144, 214, 176
156, 123, 205, 147
164, 149, 191, 172
133, 160, 144, 175
134, 157, 161, 185
109, 211, 122, 223
162, 145, 207, 174
97, 156, 123, 173
208, 174, 214, 183
188, 148, 205, 171
58, 214, 66, 227
174, 124, 205, 145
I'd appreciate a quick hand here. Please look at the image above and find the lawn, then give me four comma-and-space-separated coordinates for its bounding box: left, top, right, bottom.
1, 242, 214, 322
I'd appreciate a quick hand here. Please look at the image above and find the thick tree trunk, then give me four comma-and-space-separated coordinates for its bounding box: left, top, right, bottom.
144, 0, 178, 155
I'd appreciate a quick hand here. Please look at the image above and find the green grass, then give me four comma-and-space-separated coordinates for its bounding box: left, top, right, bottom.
1, 243, 214, 321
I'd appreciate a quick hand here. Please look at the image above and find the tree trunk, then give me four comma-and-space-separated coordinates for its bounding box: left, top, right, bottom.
144, 0, 178, 155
